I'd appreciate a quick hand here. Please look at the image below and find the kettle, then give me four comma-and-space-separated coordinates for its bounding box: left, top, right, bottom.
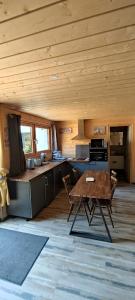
40, 152, 46, 162
34, 158, 42, 167
26, 158, 35, 169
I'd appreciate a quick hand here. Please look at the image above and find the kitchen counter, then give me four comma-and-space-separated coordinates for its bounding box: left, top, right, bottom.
9, 161, 65, 182
68, 159, 89, 163
8, 160, 69, 219
69, 160, 109, 172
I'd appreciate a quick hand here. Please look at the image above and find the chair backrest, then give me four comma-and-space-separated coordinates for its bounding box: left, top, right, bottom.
72, 168, 81, 184
62, 174, 72, 201
0, 169, 10, 206
111, 170, 117, 177
111, 175, 117, 199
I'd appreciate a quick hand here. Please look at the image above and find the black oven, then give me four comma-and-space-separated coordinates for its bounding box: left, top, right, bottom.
89, 150, 108, 161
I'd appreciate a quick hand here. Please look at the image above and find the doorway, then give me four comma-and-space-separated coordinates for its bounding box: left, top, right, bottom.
110, 126, 130, 182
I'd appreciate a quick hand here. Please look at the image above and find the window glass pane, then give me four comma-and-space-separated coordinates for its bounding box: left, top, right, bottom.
35, 127, 49, 151
20, 125, 33, 154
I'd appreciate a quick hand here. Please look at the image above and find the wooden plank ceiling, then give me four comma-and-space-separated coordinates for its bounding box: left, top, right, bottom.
0, 0, 135, 120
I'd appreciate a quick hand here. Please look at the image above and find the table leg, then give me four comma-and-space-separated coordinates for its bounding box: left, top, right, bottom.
96, 199, 112, 243
69, 199, 82, 235
83, 202, 90, 225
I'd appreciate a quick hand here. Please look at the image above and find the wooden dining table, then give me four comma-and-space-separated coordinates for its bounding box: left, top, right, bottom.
69, 170, 113, 242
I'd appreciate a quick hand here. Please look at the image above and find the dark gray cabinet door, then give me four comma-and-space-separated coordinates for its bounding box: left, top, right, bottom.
30, 175, 45, 217
54, 165, 63, 196
8, 181, 32, 218
44, 171, 54, 207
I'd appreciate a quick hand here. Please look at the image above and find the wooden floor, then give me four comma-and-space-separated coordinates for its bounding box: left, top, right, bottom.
0, 184, 135, 300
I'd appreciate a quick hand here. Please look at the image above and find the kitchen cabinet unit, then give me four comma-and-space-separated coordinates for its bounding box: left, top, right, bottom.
8, 161, 72, 219
8, 162, 64, 219
110, 155, 124, 170
53, 165, 63, 196
8, 180, 34, 219
69, 161, 109, 173
8, 172, 53, 219
30, 175, 46, 217
44, 171, 54, 207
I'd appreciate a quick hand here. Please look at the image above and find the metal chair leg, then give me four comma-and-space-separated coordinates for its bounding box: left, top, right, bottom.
110, 205, 112, 214
96, 199, 112, 243
106, 205, 114, 228
83, 202, 90, 225
89, 203, 96, 225
86, 201, 92, 215
90, 202, 95, 214
67, 203, 74, 222
69, 200, 82, 234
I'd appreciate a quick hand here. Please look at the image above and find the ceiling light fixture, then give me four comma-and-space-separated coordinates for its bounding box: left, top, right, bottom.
51, 75, 59, 80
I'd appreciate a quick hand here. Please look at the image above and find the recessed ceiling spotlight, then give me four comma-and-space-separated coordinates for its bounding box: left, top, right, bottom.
73, 101, 79, 104
51, 74, 59, 80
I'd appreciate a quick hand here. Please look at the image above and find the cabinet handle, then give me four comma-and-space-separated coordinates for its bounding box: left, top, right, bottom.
44, 176, 48, 186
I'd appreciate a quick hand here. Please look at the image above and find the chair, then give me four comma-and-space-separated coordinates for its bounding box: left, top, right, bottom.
111, 170, 117, 178
71, 168, 81, 185
0, 168, 10, 207
62, 174, 91, 224
89, 176, 117, 228
110, 175, 118, 212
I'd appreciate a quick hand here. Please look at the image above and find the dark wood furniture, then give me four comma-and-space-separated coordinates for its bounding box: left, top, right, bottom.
69, 170, 113, 242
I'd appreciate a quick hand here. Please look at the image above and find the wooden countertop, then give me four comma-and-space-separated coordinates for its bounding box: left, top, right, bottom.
68, 159, 90, 163
9, 161, 64, 182
68, 160, 108, 163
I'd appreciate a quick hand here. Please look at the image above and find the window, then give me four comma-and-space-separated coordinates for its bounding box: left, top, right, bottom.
21, 125, 33, 154
20, 123, 50, 156
35, 127, 49, 152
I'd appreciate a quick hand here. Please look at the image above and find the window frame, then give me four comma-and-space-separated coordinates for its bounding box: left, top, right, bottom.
21, 122, 51, 157
35, 125, 50, 154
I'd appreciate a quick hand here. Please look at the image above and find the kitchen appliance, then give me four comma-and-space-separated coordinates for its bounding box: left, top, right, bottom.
89, 148, 108, 161
34, 158, 42, 166
90, 139, 105, 148
40, 152, 46, 162
72, 119, 88, 140
89, 139, 108, 161
26, 158, 35, 169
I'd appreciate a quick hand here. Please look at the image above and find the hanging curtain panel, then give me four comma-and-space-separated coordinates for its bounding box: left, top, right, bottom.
8, 114, 26, 176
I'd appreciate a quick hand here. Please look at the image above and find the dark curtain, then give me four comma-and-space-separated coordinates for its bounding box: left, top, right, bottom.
8, 114, 26, 176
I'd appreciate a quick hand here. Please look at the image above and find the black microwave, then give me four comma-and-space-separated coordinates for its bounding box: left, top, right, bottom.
90, 139, 104, 148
